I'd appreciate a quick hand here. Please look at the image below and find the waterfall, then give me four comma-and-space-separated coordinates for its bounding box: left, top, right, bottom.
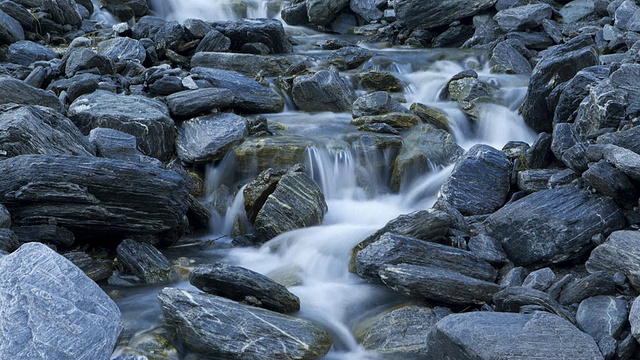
149, 0, 282, 22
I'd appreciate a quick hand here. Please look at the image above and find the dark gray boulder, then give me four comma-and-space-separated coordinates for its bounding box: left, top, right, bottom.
194, 29, 231, 53
0, 203, 9, 228
553, 66, 609, 125
42, 0, 82, 26
573, 80, 626, 137
630, 295, 640, 342
551, 122, 582, 160
116, 239, 175, 284
597, 125, 640, 154
558, 271, 616, 305
395, 0, 496, 30
0, 104, 95, 159
0, 155, 189, 237
88, 128, 159, 165
176, 113, 248, 164
438, 144, 511, 216
68, 90, 175, 161
560, 0, 596, 23
218, 18, 292, 54
350, 0, 383, 22
583, 160, 637, 208
516, 168, 560, 193
166, 88, 235, 119
494, 286, 575, 322
484, 186, 625, 266
610, 63, 640, 118
191, 52, 305, 77
8, 40, 57, 66
65, 48, 115, 77
586, 231, 640, 290
425, 312, 602, 359
306, 0, 349, 26
63, 251, 113, 282
490, 41, 532, 74
0, 77, 62, 111
577, 295, 627, 341
243, 167, 288, 224
281, 1, 308, 26
158, 288, 332, 359
602, 144, 640, 181
352, 91, 405, 118
468, 234, 508, 265
494, 4, 554, 32
0, 243, 122, 359
326, 46, 374, 70
97, 37, 146, 63
614, 0, 639, 30
291, 70, 356, 112
522, 267, 556, 291
189, 263, 300, 314
0, 9, 24, 45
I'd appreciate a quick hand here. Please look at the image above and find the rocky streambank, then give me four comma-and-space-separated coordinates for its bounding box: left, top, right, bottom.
0, 0, 640, 359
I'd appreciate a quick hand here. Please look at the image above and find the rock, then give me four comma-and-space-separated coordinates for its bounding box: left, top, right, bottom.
516, 169, 561, 193
68, 90, 175, 161
232, 136, 318, 179
8, 40, 57, 66
0, 155, 188, 237
521, 35, 598, 132
602, 144, 640, 181
551, 123, 582, 159
446, 72, 496, 119
630, 296, 640, 342
158, 288, 332, 359
395, 0, 496, 30
291, 70, 356, 112
176, 113, 248, 164
88, 128, 158, 165
494, 4, 554, 32
243, 167, 287, 224
191, 52, 305, 77
493, 286, 575, 322
357, 70, 404, 92
351, 113, 421, 130
254, 167, 327, 242
561, 0, 597, 23
526, 132, 554, 169
597, 125, 640, 155
65, 48, 115, 77
484, 186, 625, 267
0, 104, 95, 159
583, 160, 637, 208
281, 1, 308, 26
468, 234, 508, 265
586, 231, 640, 291
117, 239, 175, 284
490, 41, 532, 74
553, 66, 609, 126
561, 142, 590, 172
326, 46, 374, 70
439, 144, 511, 216
431, 24, 474, 48
13, 224, 75, 250
0, 228, 18, 252
0, 203, 9, 228
500, 267, 527, 287
410, 103, 449, 131
62, 251, 113, 282
218, 18, 292, 54
306, 0, 349, 26
97, 37, 146, 63
42, 0, 82, 26
0, 9, 24, 45
351, 0, 383, 22
577, 295, 627, 341
165, 88, 235, 119
355, 233, 497, 284
0, 243, 122, 359
189, 263, 300, 314
614, 0, 639, 30
0, 1, 36, 33
610, 63, 640, 118
425, 312, 602, 359
560, 271, 616, 306
0, 77, 62, 111
573, 80, 626, 137
192, 67, 284, 113
522, 267, 556, 291
352, 91, 405, 118
194, 29, 230, 53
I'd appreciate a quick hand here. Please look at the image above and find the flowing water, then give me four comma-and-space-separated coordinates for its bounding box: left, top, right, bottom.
112, 2, 537, 358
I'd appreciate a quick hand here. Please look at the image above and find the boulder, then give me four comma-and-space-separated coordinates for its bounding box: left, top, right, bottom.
357, 70, 404, 92
42, 0, 82, 26
189, 263, 300, 313
0, 243, 122, 359
232, 136, 318, 179
97, 37, 146, 63
573, 80, 626, 137
610, 63, 640, 118
350, 0, 383, 22
191, 52, 305, 77
0, 1, 34, 33
165, 88, 235, 119
490, 41, 532, 74
583, 160, 637, 208
8, 40, 57, 66
62, 251, 113, 282
158, 288, 332, 359
176, 113, 248, 164
438, 144, 511, 216
194, 29, 231, 53
65, 48, 115, 77
630, 296, 640, 342
326, 46, 374, 70
522, 267, 556, 291
493, 286, 575, 322
218, 18, 292, 54
409, 103, 449, 131
597, 125, 640, 155
0, 9, 24, 45
291, 70, 356, 112
494, 4, 554, 32
0, 203, 9, 228
13, 224, 75, 250
352, 91, 405, 118
586, 231, 640, 291
0, 77, 62, 111
306, 0, 349, 26
351, 113, 420, 130
68, 90, 175, 161
0, 228, 18, 252
484, 186, 625, 266
88, 128, 159, 165
0, 104, 95, 159
468, 234, 508, 265
243, 167, 288, 224
425, 312, 602, 359
601, 144, 640, 181
577, 295, 627, 341
561, 0, 596, 23
446, 72, 496, 119
551, 123, 582, 160
557, 271, 616, 306
117, 239, 175, 284
553, 66, 609, 126
0, 155, 188, 237
395, 0, 496, 30
281, 1, 308, 26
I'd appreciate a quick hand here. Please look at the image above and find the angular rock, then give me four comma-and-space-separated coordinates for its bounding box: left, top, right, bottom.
410, 103, 449, 131
562, 271, 616, 305
573, 80, 626, 137
232, 136, 318, 179
602, 144, 640, 181
597, 125, 640, 155
395, 0, 496, 30
291, 70, 356, 112
350, 0, 383, 22
553, 66, 609, 125
446, 73, 496, 119
439, 144, 511, 216
493, 286, 575, 322
218, 18, 292, 54
425, 312, 602, 359
490, 41, 532, 74
176, 113, 248, 164
522, 267, 556, 291
0, 228, 18, 252
194, 29, 230, 53
97, 37, 146, 63
500, 267, 527, 287
88, 128, 158, 165
0, 155, 188, 237
356, 70, 403, 93
484, 186, 625, 266
0, 9, 24, 45
158, 288, 331, 359
0, 1, 34, 33
0, 77, 62, 111
68, 90, 175, 161
0, 243, 122, 359
117, 239, 175, 284
551, 122, 582, 159
243, 167, 287, 224
352, 91, 405, 118
577, 295, 627, 341
8, 40, 57, 66
65, 48, 115, 77
62, 251, 113, 282
351, 113, 420, 130
281, 1, 308, 26
42, 0, 82, 26
516, 168, 560, 193
189, 263, 300, 314
561, 0, 596, 23
586, 231, 640, 291
326, 46, 374, 70
630, 296, 640, 342
13, 224, 74, 250
166, 88, 235, 119
583, 160, 637, 208
494, 4, 554, 32
306, 0, 349, 26
192, 52, 306, 78
468, 234, 508, 265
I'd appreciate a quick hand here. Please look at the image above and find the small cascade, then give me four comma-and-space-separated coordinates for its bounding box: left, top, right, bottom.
153, 0, 283, 21
305, 147, 360, 200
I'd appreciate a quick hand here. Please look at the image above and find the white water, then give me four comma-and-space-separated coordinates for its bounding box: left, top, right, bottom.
150, 0, 280, 21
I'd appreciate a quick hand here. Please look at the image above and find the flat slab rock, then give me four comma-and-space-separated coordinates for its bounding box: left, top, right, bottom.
0, 76, 62, 111
425, 312, 602, 359
176, 113, 248, 164
158, 288, 331, 359
0, 243, 122, 359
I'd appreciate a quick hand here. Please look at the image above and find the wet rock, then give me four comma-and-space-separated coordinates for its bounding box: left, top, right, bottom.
88, 128, 158, 165
0, 77, 62, 111
395, 0, 496, 30
583, 160, 637, 208
351, 113, 420, 130
192, 52, 305, 77
553, 66, 609, 126
577, 295, 627, 341
425, 312, 602, 359
447, 72, 496, 119
63, 251, 113, 282
243, 167, 287, 224
484, 186, 625, 266
176, 113, 248, 164
192, 67, 284, 113
232, 136, 317, 179
117, 239, 175, 284
468, 234, 508, 265
291, 70, 356, 112
586, 231, 640, 291
189, 263, 300, 314
352, 91, 405, 118
166, 88, 234, 119
326, 46, 374, 70
65, 48, 115, 77
194, 29, 230, 53
97, 37, 146, 63
0, 228, 18, 252
158, 288, 331, 359
439, 144, 511, 216
490, 41, 532, 74
0, 9, 24, 45
115, 326, 179, 360
281, 1, 308, 26
152, 20, 185, 53
8, 40, 57, 66
356, 70, 403, 92
573, 80, 626, 137
0, 155, 188, 237
186, 194, 211, 230
0, 104, 94, 159
493, 286, 575, 322
253, 167, 327, 242
13, 224, 74, 250
0, 243, 122, 359
522, 267, 556, 291
350, 0, 383, 22
410, 103, 449, 131
306, 0, 349, 26
68, 90, 175, 161
218, 18, 292, 54
494, 4, 554, 32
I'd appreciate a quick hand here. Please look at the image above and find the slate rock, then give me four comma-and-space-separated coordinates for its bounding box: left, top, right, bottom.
409, 103, 449, 131
583, 160, 637, 208
42, 0, 82, 26
602, 144, 640, 181
561, 0, 597, 23
0, 1, 36, 33
630, 296, 640, 342
306, 0, 349, 26
0, 8, 24, 45
117, 239, 175, 284
493, 286, 575, 322
166, 88, 235, 119
468, 234, 508, 265
158, 288, 332, 359
551, 122, 582, 159
484, 186, 625, 266
561, 142, 590, 172
194, 29, 231, 53
577, 295, 627, 341
350, 0, 383, 22
0, 77, 62, 111
610, 63, 640, 118
490, 41, 532, 74
243, 167, 287, 224
494, 4, 554, 32
65, 48, 115, 77
516, 168, 561, 193
500, 267, 527, 287
553, 66, 609, 126
614, 0, 639, 30
176, 113, 248, 164
0, 155, 188, 237
88, 128, 159, 165
351, 112, 420, 130
573, 80, 626, 137
357, 70, 404, 92
13, 224, 75, 250
558, 271, 616, 305
326, 46, 374, 70
352, 91, 405, 118
587, 231, 640, 291
522, 267, 556, 291
62, 251, 113, 282
218, 18, 292, 54
425, 312, 602, 359
446, 73, 496, 119
97, 36, 146, 63
0, 104, 95, 159
597, 125, 640, 155
189, 263, 300, 314
291, 70, 356, 112
281, 1, 308, 26
8, 40, 57, 66
192, 52, 305, 77
395, 0, 496, 30
0, 243, 122, 359
68, 90, 175, 161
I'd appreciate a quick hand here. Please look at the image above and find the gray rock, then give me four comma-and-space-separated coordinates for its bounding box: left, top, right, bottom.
551, 122, 582, 160
558, 272, 616, 306
88, 128, 159, 165
0, 9, 24, 45
409, 103, 449, 131
500, 267, 526, 287
62, 251, 113, 282
291, 70, 356, 112
490, 41, 532, 74
189, 263, 300, 313
597, 125, 640, 155
243, 167, 287, 224
577, 295, 627, 341
560, 0, 596, 23
65, 48, 115, 77
13, 224, 75, 250
431, 25, 474, 48
617, 333, 637, 360
0, 104, 95, 159
306, 0, 349, 26
176, 113, 248, 164
516, 168, 561, 193
68, 90, 175, 161
0, 203, 9, 228
8, 40, 57, 66
97, 37, 146, 63
583, 160, 637, 208
446, 73, 496, 119
191, 52, 306, 77
484, 186, 625, 266
351, 112, 420, 130
494, 4, 553, 32
586, 231, 640, 291
152, 20, 185, 53
158, 288, 332, 359
0, 228, 18, 253
395, 0, 496, 30
468, 234, 508, 265
0, 77, 62, 111
357, 70, 403, 93
166, 88, 235, 119
326, 46, 374, 70
117, 239, 175, 284
602, 144, 640, 181
194, 29, 231, 53
630, 296, 640, 342
350, 0, 383, 22
0, 155, 188, 237
352, 91, 405, 118
525, 132, 554, 169
439, 144, 511, 216
553, 66, 609, 126
192, 67, 284, 113
42, 0, 82, 26
561, 142, 590, 172
493, 286, 575, 322
610, 63, 640, 118
573, 80, 626, 137
0, 243, 122, 359
425, 312, 602, 359
0, 1, 36, 33
522, 267, 556, 291
218, 18, 292, 54
183, 18, 212, 38
614, 0, 639, 30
